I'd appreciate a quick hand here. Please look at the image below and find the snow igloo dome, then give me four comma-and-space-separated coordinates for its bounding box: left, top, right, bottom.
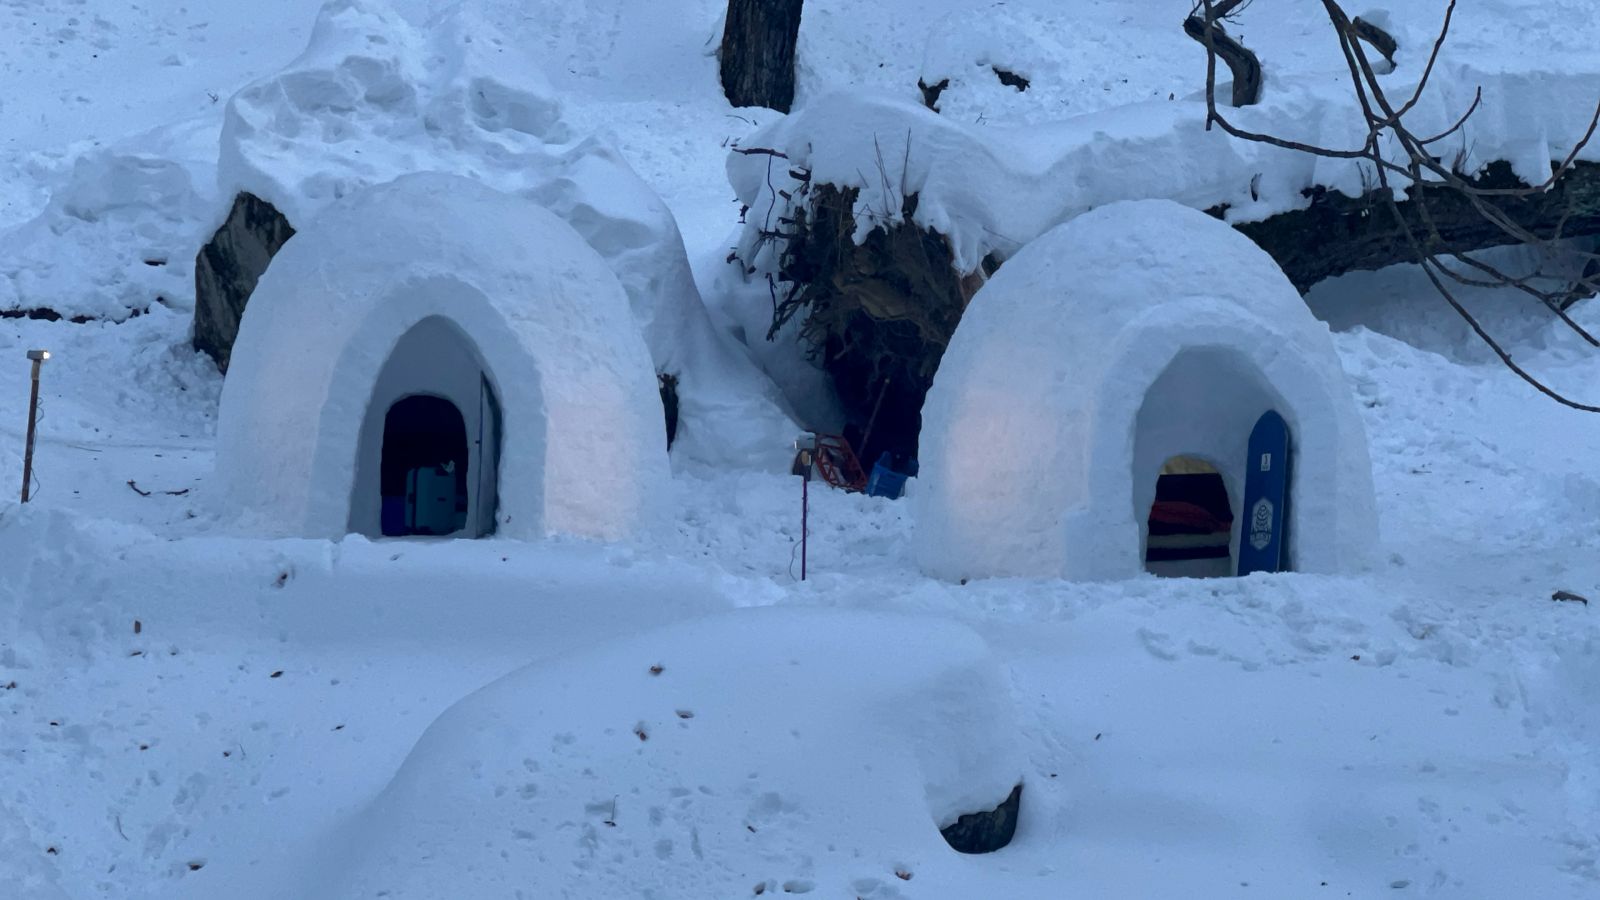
213, 173, 668, 542
914, 199, 1377, 582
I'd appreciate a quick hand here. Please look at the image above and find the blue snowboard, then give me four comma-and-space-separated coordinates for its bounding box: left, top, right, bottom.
1237, 410, 1290, 576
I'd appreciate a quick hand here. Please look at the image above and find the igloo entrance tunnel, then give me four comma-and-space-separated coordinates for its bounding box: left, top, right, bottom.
213, 174, 667, 542
358, 317, 499, 538
913, 200, 1377, 582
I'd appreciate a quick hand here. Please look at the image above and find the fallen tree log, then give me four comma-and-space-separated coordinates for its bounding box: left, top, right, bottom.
1219, 160, 1600, 292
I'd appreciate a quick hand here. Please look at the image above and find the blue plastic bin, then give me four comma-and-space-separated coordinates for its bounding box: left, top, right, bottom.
866, 452, 917, 499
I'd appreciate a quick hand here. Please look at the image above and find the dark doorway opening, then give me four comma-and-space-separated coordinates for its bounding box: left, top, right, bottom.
380, 394, 469, 537
940, 783, 1023, 855
473, 374, 503, 538
1144, 456, 1234, 578
826, 325, 932, 474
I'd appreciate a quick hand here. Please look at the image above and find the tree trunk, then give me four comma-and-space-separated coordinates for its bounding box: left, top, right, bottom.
1183, 14, 1262, 107
720, 0, 804, 114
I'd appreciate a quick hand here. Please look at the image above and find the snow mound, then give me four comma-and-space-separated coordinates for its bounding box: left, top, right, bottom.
915, 200, 1377, 581
917, 2, 1179, 126
0, 120, 218, 322
0, 798, 68, 900
297, 608, 1027, 899
215, 173, 667, 543
219, 0, 797, 470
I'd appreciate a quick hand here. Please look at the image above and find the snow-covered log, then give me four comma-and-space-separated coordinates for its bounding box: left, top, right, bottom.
1226, 161, 1600, 292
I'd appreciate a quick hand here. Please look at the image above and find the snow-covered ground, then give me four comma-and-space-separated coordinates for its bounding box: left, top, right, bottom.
4, 1, 1600, 898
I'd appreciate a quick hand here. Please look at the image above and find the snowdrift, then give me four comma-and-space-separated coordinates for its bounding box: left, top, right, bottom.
294, 608, 1028, 899
215, 0, 797, 471
0, 120, 218, 323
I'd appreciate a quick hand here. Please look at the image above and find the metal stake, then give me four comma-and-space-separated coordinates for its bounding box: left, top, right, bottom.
21, 349, 48, 503
799, 449, 811, 581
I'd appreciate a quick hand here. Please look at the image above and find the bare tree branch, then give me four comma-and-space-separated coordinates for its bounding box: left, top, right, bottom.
1351, 16, 1398, 69
1186, 2, 1262, 108
1195, 0, 1600, 410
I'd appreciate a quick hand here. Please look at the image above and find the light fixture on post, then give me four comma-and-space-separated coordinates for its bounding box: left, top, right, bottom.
793, 434, 816, 581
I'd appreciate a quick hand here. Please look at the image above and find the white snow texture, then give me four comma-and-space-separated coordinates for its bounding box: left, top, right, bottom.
297, 608, 1024, 900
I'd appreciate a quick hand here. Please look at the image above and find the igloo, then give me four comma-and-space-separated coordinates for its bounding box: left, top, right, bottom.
200, 0, 798, 473
213, 173, 668, 542
914, 200, 1377, 581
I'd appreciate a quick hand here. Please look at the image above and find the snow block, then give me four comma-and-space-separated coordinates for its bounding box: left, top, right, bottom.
914, 200, 1377, 581
212, 173, 668, 543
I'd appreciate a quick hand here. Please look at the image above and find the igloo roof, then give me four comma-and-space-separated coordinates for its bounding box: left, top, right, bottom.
956, 199, 1336, 375
914, 199, 1376, 581
214, 172, 668, 542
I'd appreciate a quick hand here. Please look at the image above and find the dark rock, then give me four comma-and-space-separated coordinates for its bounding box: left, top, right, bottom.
991, 67, 1029, 92
193, 192, 296, 372
940, 783, 1022, 854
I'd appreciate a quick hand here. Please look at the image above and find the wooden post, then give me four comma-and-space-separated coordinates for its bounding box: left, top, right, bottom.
21, 350, 48, 503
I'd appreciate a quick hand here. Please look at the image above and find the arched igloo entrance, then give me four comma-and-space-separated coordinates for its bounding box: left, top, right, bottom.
351, 316, 502, 539
1132, 347, 1284, 578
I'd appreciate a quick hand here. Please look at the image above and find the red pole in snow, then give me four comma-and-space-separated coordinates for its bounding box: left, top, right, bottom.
799, 449, 811, 581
